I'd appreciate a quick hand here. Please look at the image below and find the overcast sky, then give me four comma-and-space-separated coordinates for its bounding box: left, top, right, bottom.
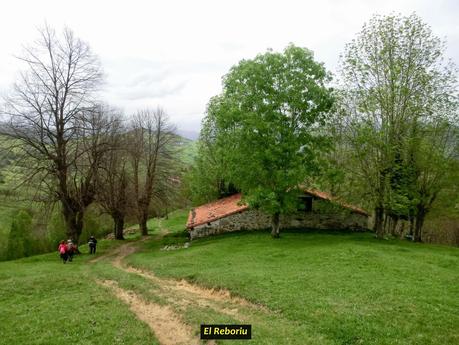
1, 0, 458, 137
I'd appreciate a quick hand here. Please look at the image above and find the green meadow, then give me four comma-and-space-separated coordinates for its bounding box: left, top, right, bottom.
2, 210, 457, 345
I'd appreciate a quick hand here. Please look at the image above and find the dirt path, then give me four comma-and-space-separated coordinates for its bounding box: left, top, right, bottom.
98, 279, 200, 345
112, 241, 266, 316
96, 228, 268, 345
96, 237, 205, 345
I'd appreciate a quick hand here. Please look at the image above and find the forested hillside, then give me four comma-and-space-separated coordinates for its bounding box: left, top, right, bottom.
0, 133, 196, 260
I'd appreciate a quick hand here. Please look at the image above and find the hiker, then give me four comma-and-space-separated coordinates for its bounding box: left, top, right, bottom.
67, 239, 75, 262
58, 240, 68, 264
88, 236, 97, 254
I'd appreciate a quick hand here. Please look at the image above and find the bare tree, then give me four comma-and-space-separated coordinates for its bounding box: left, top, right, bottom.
128, 108, 179, 236
0, 25, 104, 242
95, 109, 131, 240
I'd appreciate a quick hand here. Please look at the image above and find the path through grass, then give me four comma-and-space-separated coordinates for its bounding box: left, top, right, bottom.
1, 210, 458, 345
128, 213, 459, 345
0, 239, 159, 345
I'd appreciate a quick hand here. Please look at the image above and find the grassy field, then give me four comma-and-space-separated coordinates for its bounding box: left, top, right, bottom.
0, 238, 159, 345
1, 209, 458, 344
127, 212, 459, 345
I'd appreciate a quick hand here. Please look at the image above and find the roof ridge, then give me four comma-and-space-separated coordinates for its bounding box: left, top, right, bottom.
187, 189, 369, 229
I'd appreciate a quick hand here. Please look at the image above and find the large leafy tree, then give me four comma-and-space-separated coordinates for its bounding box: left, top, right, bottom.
339, 13, 458, 240
204, 44, 334, 237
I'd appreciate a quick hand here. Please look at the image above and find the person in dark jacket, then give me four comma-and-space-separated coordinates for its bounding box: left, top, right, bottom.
88, 236, 97, 254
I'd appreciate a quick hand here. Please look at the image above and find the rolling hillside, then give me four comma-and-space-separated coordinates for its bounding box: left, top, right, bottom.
1, 211, 458, 344
0, 133, 198, 260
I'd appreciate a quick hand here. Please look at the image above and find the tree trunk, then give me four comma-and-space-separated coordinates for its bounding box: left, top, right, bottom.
414, 205, 426, 242
139, 210, 149, 236
373, 206, 384, 239
408, 216, 415, 238
383, 214, 389, 234
271, 212, 280, 238
390, 216, 399, 237
62, 201, 84, 244
399, 221, 405, 239
113, 213, 125, 240
75, 211, 84, 244
140, 221, 148, 236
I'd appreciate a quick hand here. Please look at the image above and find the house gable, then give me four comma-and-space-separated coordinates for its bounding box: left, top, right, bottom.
186, 193, 249, 229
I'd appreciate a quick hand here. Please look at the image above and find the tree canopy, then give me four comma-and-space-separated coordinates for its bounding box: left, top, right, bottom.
338, 13, 458, 239
201, 44, 334, 237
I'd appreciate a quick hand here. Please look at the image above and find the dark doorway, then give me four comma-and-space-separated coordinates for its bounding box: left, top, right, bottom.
298, 195, 313, 212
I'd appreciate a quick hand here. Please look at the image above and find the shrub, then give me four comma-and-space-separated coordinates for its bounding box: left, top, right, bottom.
6, 210, 33, 260
46, 209, 67, 250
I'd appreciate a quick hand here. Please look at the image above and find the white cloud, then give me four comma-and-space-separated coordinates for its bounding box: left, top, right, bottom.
0, 0, 457, 134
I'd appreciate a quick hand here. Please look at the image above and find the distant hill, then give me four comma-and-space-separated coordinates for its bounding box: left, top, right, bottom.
176, 129, 200, 140
177, 136, 198, 166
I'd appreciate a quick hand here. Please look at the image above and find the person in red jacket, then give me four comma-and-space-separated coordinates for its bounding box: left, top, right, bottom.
58, 240, 68, 264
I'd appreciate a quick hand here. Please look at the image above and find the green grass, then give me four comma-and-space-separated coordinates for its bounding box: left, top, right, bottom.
0, 240, 159, 345
1, 206, 458, 344
146, 209, 189, 234
146, 209, 190, 246
161, 209, 190, 233
126, 211, 459, 345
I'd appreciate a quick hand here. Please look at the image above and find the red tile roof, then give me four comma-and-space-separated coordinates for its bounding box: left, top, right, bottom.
186, 193, 248, 229
186, 189, 369, 229
303, 189, 369, 216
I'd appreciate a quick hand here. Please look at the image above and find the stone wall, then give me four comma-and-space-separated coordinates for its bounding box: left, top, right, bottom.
188, 200, 369, 240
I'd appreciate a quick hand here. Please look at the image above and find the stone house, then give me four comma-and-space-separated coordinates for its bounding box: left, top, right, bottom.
186, 189, 369, 240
